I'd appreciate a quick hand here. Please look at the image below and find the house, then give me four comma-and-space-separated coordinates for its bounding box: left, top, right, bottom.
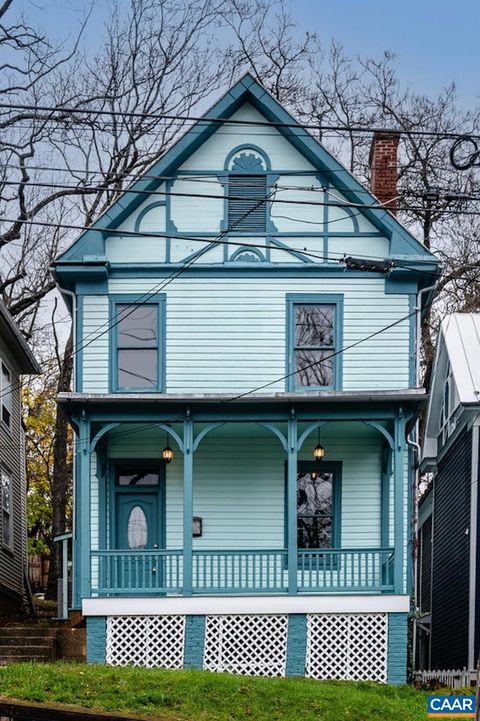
418, 314, 480, 671
52, 74, 439, 683
0, 300, 41, 614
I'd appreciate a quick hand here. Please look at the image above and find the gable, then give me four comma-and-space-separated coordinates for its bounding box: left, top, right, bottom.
55, 73, 437, 274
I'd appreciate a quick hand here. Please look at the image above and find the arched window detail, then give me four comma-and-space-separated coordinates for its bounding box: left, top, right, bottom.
222, 146, 277, 235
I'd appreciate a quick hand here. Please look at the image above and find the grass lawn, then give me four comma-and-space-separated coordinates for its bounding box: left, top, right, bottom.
0, 662, 432, 721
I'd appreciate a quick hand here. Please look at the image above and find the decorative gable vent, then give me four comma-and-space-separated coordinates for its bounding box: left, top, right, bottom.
228, 175, 267, 233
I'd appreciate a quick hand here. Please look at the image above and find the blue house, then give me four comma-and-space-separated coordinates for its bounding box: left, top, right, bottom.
53, 74, 438, 683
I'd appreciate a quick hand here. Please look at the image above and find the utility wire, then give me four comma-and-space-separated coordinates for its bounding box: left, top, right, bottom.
0, 101, 477, 140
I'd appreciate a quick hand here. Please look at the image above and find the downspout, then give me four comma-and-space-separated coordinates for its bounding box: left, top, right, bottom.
416, 281, 438, 387
409, 280, 437, 669
468, 418, 480, 669
408, 434, 421, 670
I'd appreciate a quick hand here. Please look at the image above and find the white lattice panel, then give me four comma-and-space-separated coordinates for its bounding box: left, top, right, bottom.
106, 615, 185, 669
204, 614, 288, 677
306, 613, 388, 683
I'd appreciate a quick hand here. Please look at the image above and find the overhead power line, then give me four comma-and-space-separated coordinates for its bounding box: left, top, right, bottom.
0, 101, 477, 140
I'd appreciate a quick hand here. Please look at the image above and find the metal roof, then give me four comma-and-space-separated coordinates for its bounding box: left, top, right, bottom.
441, 313, 480, 404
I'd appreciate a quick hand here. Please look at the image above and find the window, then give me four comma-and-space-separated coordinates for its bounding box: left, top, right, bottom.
1, 361, 12, 428
1, 469, 12, 549
116, 466, 160, 486
112, 298, 165, 392
439, 369, 454, 447
228, 175, 267, 233
297, 469, 337, 549
286, 295, 343, 391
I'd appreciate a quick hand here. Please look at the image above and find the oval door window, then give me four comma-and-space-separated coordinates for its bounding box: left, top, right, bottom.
127, 506, 148, 549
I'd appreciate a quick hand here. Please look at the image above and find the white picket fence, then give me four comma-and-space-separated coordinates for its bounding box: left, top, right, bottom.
416, 668, 477, 688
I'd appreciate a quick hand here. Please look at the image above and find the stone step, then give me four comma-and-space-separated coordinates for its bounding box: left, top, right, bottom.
0, 626, 57, 637
0, 655, 53, 665
0, 645, 54, 658
0, 635, 56, 647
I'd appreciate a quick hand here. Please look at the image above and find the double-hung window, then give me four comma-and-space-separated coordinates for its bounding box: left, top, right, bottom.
1, 361, 12, 428
112, 297, 165, 392
287, 294, 343, 391
1, 468, 12, 550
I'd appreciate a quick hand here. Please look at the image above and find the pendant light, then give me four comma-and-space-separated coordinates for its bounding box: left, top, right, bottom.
313, 427, 325, 462
162, 431, 174, 464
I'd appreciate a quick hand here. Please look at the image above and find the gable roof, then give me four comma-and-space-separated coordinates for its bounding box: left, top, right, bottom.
0, 300, 41, 374
437, 313, 480, 404
55, 73, 438, 266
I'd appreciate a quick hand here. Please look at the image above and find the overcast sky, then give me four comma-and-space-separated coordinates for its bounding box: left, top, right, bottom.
15, 0, 480, 105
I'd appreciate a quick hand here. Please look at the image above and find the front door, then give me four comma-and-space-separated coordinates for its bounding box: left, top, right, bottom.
112, 461, 165, 593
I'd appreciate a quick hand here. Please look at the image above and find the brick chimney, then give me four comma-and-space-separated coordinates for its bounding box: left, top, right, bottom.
369, 131, 400, 214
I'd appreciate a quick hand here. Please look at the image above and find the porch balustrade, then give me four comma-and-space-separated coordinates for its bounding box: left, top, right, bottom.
90, 547, 394, 596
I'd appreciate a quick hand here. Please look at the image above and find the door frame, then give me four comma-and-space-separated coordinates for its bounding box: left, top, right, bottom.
109, 459, 166, 550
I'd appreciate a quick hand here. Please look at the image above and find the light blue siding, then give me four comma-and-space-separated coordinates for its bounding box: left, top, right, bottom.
92, 277, 411, 395
81, 295, 109, 393
102, 422, 384, 552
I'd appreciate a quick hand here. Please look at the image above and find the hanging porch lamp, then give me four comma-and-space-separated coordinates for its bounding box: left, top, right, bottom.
162, 431, 174, 464
313, 427, 325, 462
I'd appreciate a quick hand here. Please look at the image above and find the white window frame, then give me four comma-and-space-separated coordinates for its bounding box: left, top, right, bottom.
1, 467, 13, 551
439, 369, 453, 447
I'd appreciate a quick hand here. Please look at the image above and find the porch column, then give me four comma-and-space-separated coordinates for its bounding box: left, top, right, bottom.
78, 414, 91, 599
287, 415, 298, 594
183, 417, 194, 596
393, 414, 406, 594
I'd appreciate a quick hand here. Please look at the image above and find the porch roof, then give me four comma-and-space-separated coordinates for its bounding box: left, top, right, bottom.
58, 389, 426, 424
59, 389, 426, 406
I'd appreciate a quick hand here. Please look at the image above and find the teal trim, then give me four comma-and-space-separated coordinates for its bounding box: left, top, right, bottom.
270, 236, 314, 264
322, 184, 329, 260
90, 422, 121, 454
134, 201, 166, 233
55, 72, 438, 269
387, 613, 408, 684
76, 295, 83, 393
285, 293, 343, 392
287, 417, 298, 593
224, 144, 272, 171
184, 615, 205, 669
363, 421, 394, 450
108, 459, 166, 551
229, 246, 265, 263
109, 293, 166, 393
393, 415, 406, 593
79, 415, 91, 599
381, 445, 392, 548
183, 418, 194, 596
409, 293, 416, 387
286, 614, 307, 676
73, 450, 81, 608
86, 617, 106, 664
192, 422, 225, 452
296, 421, 329, 452
98, 443, 108, 550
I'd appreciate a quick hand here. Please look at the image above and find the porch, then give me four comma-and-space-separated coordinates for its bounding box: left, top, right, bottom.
63, 392, 420, 603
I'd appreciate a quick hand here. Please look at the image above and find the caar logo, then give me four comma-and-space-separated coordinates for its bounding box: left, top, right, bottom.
427, 695, 476, 717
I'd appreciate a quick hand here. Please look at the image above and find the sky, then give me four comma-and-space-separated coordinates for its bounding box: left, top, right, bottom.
13, 0, 480, 106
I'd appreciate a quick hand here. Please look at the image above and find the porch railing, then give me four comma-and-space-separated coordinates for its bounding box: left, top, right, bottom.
90, 547, 394, 596
297, 548, 394, 593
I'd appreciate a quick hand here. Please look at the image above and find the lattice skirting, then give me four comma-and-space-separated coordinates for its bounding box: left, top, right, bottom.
306, 613, 388, 683
106, 615, 185, 668
204, 614, 288, 677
